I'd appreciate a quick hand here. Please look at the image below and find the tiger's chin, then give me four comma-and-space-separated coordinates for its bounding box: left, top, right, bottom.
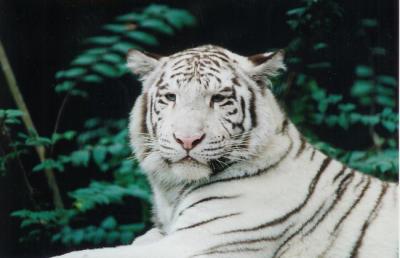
170, 161, 212, 182
140, 153, 212, 183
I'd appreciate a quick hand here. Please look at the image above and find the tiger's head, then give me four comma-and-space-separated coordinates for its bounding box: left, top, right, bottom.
128, 45, 286, 184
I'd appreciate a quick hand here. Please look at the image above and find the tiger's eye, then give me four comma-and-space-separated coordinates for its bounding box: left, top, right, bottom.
211, 94, 226, 103
165, 93, 176, 101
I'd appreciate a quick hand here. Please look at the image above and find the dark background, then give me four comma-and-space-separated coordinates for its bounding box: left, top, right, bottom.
0, 0, 398, 257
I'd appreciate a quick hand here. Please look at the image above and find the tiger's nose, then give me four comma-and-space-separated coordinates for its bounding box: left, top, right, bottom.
173, 133, 206, 150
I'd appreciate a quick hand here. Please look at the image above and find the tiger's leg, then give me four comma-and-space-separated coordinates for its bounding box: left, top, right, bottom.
131, 228, 164, 245
51, 230, 216, 258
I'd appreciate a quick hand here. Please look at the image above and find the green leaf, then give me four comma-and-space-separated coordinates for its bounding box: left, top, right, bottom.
82, 74, 104, 83
112, 42, 140, 54
120, 231, 134, 245
351, 80, 373, 97
125, 31, 159, 46
52, 131, 76, 144
84, 118, 100, 129
361, 115, 380, 126
355, 65, 373, 77
378, 162, 393, 173
119, 223, 145, 233
101, 216, 117, 230
33, 159, 64, 172
7, 109, 24, 117
143, 4, 168, 15
376, 95, 395, 107
140, 19, 174, 35
55, 81, 75, 93
0, 113, 19, 125
106, 231, 120, 244
86, 36, 120, 45
71, 55, 98, 65
311, 88, 325, 100
116, 64, 129, 75
108, 144, 124, 155
116, 13, 146, 22
70, 89, 88, 98
371, 47, 387, 55
361, 19, 378, 27
117, 160, 134, 174
71, 230, 84, 245
382, 120, 397, 132
93, 146, 107, 166
338, 103, 356, 112
376, 84, 395, 96
164, 9, 196, 29
337, 113, 349, 129
287, 20, 299, 30
0, 109, 23, 118
55, 70, 65, 79
313, 42, 328, 50
70, 149, 90, 167
3, 117, 21, 125
61, 131, 76, 140
286, 7, 306, 16
92, 63, 120, 78
377, 75, 397, 86
93, 228, 106, 245
102, 53, 124, 64
25, 136, 52, 147
84, 48, 108, 55
62, 67, 87, 78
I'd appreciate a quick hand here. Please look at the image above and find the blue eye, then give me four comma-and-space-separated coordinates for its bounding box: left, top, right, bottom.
211, 94, 226, 103
165, 93, 176, 101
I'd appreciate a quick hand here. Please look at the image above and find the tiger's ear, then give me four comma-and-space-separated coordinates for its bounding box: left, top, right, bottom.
246, 50, 286, 82
127, 49, 162, 80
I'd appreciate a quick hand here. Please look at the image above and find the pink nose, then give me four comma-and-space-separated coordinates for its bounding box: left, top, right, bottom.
173, 133, 205, 150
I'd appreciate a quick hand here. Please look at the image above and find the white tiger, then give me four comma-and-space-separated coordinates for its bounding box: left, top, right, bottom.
53, 45, 398, 258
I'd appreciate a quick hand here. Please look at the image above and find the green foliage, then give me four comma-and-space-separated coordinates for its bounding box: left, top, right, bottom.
6, 115, 155, 245
54, 4, 196, 97
282, 0, 398, 180
70, 181, 151, 212
11, 209, 75, 229
0, 109, 29, 175
0, 109, 24, 125
8, 117, 151, 245
52, 217, 144, 246
3, 4, 195, 248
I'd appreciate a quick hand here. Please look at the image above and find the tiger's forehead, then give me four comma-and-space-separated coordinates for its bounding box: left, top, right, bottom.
155, 46, 238, 90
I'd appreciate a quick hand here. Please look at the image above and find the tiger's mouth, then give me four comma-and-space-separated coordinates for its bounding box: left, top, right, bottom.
178, 155, 201, 164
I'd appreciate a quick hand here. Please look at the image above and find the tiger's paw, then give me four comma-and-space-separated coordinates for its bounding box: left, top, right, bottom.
50, 248, 119, 258
50, 250, 91, 258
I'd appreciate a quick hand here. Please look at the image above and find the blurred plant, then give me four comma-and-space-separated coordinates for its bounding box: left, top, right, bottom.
0, 109, 26, 175
10, 118, 151, 245
54, 4, 195, 97
2, 4, 196, 248
281, 0, 398, 180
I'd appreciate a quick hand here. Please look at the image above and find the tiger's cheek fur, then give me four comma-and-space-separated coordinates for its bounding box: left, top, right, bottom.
129, 94, 148, 161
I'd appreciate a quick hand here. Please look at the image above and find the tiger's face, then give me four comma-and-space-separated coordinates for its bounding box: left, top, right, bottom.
128, 45, 285, 183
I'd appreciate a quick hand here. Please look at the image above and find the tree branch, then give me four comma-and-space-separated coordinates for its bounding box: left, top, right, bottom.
0, 40, 64, 209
